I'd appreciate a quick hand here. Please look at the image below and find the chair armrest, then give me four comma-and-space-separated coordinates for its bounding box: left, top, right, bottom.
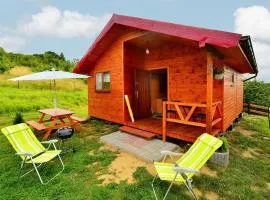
160, 150, 184, 157
41, 139, 59, 144
16, 152, 33, 157
172, 166, 200, 174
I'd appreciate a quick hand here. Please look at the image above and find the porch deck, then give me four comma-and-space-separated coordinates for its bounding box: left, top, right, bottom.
125, 117, 220, 143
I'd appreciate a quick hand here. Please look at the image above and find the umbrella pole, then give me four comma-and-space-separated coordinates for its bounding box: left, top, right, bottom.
53, 79, 57, 108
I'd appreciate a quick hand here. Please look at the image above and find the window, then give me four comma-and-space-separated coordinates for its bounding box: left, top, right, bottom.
96, 72, 110, 92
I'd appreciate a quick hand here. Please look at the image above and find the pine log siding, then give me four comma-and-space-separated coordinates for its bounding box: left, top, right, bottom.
143, 44, 207, 103
222, 67, 243, 131
88, 30, 145, 124
124, 42, 224, 124
123, 43, 145, 122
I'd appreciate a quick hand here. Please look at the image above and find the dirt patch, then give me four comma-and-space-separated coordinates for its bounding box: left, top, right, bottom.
251, 185, 261, 192
81, 135, 96, 141
267, 183, 270, 190
242, 147, 263, 158
97, 151, 155, 185
86, 161, 100, 168
235, 126, 256, 137
98, 143, 118, 152
88, 143, 118, 156
200, 166, 218, 177
192, 188, 220, 200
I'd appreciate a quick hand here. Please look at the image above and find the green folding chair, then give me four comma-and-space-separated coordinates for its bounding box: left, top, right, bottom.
1, 123, 64, 184
152, 133, 222, 200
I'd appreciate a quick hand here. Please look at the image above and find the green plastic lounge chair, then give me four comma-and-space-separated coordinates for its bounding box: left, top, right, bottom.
152, 133, 222, 200
1, 123, 64, 184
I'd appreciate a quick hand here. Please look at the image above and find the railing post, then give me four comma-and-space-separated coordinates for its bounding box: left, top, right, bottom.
162, 101, 167, 142
206, 51, 213, 133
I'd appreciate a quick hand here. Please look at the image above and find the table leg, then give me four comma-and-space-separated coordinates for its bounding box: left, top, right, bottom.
38, 113, 46, 123
59, 117, 66, 126
67, 115, 80, 132
43, 117, 58, 140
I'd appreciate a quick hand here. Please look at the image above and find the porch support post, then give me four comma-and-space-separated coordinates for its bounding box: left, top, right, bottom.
162, 101, 167, 142
206, 51, 213, 133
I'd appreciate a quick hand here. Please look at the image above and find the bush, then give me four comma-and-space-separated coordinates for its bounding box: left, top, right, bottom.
13, 113, 24, 125
218, 136, 229, 152
244, 81, 270, 106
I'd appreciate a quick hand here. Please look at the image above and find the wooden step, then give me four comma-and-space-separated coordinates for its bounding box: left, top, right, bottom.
119, 126, 156, 140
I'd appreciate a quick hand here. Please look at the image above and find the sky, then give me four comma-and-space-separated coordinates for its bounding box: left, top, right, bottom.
0, 0, 269, 81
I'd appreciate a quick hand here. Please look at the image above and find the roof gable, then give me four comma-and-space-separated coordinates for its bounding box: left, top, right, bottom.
74, 14, 256, 74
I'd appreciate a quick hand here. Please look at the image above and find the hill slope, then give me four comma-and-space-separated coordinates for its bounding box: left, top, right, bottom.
0, 47, 75, 73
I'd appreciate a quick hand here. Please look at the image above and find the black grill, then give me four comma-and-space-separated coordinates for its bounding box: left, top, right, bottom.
56, 127, 74, 139
56, 127, 75, 153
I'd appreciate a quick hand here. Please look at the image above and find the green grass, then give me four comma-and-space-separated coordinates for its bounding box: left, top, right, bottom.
240, 114, 270, 137
0, 87, 87, 116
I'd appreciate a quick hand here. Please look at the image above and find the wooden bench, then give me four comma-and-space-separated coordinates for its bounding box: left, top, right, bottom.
70, 116, 87, 124
27, 120, 47, 131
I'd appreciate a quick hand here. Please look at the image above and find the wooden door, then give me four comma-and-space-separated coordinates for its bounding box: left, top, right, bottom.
134, 69, 151, 119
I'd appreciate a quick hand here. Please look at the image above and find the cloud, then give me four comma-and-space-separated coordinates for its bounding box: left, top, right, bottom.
234, 6, 270, 81
0, 6, 110, 53
19, 6, 111, 38
0, 35, 26, 52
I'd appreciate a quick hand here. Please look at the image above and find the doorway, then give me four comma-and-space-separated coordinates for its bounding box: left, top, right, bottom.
150, 69, 167, 117
134, 68, 168, 119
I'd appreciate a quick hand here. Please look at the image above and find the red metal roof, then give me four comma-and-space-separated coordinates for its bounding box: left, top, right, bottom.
74, 14, 254, 74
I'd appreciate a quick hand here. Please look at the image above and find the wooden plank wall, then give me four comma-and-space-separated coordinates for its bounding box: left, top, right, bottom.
88, 30, 144, 124
123, 44, 145, 121
123, 42, 209, 122
144, 44, 207, 102
223, 67, 243, 131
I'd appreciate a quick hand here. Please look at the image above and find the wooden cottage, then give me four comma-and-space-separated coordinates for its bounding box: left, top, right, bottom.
74, 14, 258, 142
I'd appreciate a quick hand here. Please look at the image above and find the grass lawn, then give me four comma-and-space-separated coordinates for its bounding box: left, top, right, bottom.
0, 112, 269, 199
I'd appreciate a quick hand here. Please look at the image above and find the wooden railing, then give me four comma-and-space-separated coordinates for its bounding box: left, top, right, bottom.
243, 103, 270, 128
162, 100, 222, 141
212, 101, 223, 126
243, 103, 269, 116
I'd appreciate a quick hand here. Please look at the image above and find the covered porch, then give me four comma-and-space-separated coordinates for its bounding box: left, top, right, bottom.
124, 100, 222, 143
123, 32, 223, 142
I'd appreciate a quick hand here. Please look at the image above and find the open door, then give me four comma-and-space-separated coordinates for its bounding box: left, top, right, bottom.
134, 69, 151, 119
150, 69, 167, 116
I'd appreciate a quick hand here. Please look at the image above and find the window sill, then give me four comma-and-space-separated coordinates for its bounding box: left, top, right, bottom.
95, 90, 111, 93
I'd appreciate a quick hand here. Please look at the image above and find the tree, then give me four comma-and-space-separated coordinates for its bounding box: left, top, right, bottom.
60, 52, 65, 61
244, 81, 270, 106
0, 47, 75, 73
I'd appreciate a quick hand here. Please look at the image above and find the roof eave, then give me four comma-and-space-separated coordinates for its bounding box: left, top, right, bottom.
239, 36, 258, 74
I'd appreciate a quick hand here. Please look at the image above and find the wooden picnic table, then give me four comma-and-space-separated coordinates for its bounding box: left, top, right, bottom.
38, 108, 80, 140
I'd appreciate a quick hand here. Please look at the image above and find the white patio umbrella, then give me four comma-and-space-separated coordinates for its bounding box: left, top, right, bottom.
9, 68, 89, 108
